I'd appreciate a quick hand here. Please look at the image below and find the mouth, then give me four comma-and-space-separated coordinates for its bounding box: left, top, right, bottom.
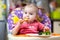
24, 18, 29, 21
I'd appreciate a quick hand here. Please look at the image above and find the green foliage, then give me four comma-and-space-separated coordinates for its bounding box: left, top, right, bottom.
39, 31, 51, 35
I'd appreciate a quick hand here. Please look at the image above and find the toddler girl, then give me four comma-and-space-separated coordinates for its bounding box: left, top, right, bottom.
11, 4, 50, 35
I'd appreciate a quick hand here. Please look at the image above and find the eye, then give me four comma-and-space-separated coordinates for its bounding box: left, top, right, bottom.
25, 12, 27, 14
29, 13, 33, 15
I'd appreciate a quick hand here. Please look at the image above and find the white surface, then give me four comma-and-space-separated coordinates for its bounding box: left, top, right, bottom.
53, 21, 60, 34
7, 34, 60, 40
26, 34, 51, 37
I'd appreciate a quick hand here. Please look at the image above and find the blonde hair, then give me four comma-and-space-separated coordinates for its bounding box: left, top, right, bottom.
24, 4, 38, 14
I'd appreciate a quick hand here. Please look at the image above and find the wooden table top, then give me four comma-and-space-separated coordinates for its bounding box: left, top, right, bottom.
52, 33, 60, 36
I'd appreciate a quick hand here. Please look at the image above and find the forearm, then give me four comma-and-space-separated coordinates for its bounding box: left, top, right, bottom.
11, 22, 20, 35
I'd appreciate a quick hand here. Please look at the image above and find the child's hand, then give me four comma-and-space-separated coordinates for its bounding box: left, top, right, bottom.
43, 27, 50, 32
17, 18, 28, 24
19, 19, 24, 24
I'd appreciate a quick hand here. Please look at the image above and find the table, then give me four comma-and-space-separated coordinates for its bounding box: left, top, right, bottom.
7, 34, 60, 40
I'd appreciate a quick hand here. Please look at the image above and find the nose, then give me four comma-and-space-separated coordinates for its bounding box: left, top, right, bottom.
26, 13, 29, 17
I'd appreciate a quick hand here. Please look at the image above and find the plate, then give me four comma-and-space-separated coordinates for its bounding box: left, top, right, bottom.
26, 34, 39, 36
26, 34, 51, 37
39, 35, 51, 37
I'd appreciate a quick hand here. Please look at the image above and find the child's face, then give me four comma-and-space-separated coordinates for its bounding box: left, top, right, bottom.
23, 6, 37, 22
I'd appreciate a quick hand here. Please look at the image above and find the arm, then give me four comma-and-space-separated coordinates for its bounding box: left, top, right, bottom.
38, 22, 50, 32
11, 19, 23, 35
38, 22, 44, 31
8, 17, 20, 35
11, 21, 21, 35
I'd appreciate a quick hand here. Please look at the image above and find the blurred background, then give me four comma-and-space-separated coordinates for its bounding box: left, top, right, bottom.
0, 0, 60, 40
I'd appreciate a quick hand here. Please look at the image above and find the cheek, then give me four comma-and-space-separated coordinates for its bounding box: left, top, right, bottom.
23, 14, 26, 18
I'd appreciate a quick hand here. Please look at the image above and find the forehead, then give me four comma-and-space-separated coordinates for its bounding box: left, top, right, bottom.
24, 5, 38, 13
